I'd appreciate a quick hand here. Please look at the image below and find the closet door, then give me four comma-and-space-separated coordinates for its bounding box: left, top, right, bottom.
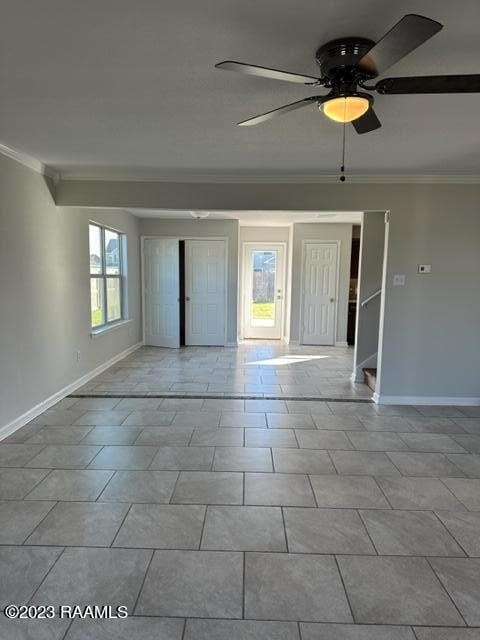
185, 240, 226, 346
144, 238, 180, 348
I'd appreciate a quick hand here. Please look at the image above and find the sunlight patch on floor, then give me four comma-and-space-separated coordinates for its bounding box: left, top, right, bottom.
245, 355, 330, 366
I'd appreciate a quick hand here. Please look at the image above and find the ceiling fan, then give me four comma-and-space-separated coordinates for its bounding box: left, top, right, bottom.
215, 14, 480, 134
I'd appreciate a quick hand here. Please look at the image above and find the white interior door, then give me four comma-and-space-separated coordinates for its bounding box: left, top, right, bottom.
185, 240, 226, 346
301, 242, 338, 345
244, 244, 285, 339
144, 238, 180, 348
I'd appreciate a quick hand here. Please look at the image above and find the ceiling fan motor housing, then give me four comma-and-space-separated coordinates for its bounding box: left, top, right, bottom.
315, 37, 377, 87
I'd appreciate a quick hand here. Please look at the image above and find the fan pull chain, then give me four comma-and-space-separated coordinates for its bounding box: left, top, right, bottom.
340, 122, 346, 182
340, 98, 347, 182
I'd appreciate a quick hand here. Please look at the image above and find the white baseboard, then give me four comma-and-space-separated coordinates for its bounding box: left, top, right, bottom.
288, 340, 300, 346
335, 341, 349, 347
351, 352, 378, 383
225, 341, 238, 347
0, 341, 143, 442
374, 393, 480, 406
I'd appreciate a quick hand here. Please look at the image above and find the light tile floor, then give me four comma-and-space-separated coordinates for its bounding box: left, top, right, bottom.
2, 345, 480, 638
74, 342, 372, 399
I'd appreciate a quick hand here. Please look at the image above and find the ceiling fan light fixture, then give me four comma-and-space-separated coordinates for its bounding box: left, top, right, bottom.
321, 94, 371, 123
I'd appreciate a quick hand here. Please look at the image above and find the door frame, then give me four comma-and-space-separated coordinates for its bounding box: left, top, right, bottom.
141, 235, 229, 347
241, 241, 287, 340
299, 239, 341, 346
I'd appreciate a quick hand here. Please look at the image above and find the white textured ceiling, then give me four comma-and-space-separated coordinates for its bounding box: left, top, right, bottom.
1, 0, 480, 178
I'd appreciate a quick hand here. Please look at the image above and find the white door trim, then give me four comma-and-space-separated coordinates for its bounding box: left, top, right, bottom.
241, 242, 287, 340
299, 239, 341, 346
141, 235, 229, 347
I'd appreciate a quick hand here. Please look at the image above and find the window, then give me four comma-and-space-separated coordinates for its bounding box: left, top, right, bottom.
89, 223, 126, 329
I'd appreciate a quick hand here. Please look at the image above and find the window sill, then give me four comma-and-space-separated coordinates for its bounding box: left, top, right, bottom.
90, 319, 132, 338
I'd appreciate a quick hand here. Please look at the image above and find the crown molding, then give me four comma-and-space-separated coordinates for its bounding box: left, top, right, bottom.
1, 146, 479, 185
0, 142, 60, 183
57, 171, 480, 184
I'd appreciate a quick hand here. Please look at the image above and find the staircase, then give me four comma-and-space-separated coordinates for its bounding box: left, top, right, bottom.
363, 368, 377, 392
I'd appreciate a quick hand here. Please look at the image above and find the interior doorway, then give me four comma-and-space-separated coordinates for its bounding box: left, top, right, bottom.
143, 237, 227, 347
243, 243, 285, 339
300, 241, 339, 346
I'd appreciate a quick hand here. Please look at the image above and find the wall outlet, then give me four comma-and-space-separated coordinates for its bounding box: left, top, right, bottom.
75, 350, 81, 362
393, 274, 406, 286
418, 264, 432, 274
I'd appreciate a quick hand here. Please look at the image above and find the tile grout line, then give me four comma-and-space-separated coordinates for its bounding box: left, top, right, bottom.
168, 471, 182, 505
425, 556, 469, 627
95, 470, 117, 503
292, 429, 301, 448
21, 500, 58, 545
22, 468, 55, 500
180, 618, 187, 640
198, 504, 208, 551
242, 551, 246, 620
26, 545, 67, 606
296, 621, 303, 640
334, 554, 356, 624
109, 502, 134, 548
438, 477, 472, 511
356, 509, 380, 556
280, 506, 290, 553
131, 548, 155, 616
306, 474, 319, 508
59, 618, 74, 640
68, 392, 374, 404
371, 475, 395, 510
431, 510, 470, 557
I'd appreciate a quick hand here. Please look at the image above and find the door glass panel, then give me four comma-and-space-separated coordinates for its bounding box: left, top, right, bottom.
90, 278, 104, 327
251, 251, 276, 327
106, 277, 122, 322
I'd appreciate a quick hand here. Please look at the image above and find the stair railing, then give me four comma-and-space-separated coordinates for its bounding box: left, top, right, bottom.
360, 288, 382, 308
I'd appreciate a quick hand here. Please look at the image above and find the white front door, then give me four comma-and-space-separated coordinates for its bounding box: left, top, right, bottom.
244, 244, 285, 339
185, 240, 226, 346
144, 238, 180, 348
301, 242, 338, 345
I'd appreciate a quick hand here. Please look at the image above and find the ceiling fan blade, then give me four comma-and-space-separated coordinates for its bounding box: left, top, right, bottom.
238, 97, 319, 126
215, 61, 322, 85
357, 14, 443, 76
375, 74, 480, 94
351, 108, 382, 134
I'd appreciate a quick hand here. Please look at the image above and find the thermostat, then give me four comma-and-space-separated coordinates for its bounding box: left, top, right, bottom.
418, 264, 432, 274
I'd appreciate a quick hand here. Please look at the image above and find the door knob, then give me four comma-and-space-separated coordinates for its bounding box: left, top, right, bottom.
330, 297, 335, 303
186, 296, 190, 301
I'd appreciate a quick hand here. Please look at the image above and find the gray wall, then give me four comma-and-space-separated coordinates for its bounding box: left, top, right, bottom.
58, 179, 480, 401
239, 226, 290, 243
139, 218, 239, 344
379, 197, 480, 400
290, 223, 353, 345
0, 154, 142, 431
353, 212, 385, 377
